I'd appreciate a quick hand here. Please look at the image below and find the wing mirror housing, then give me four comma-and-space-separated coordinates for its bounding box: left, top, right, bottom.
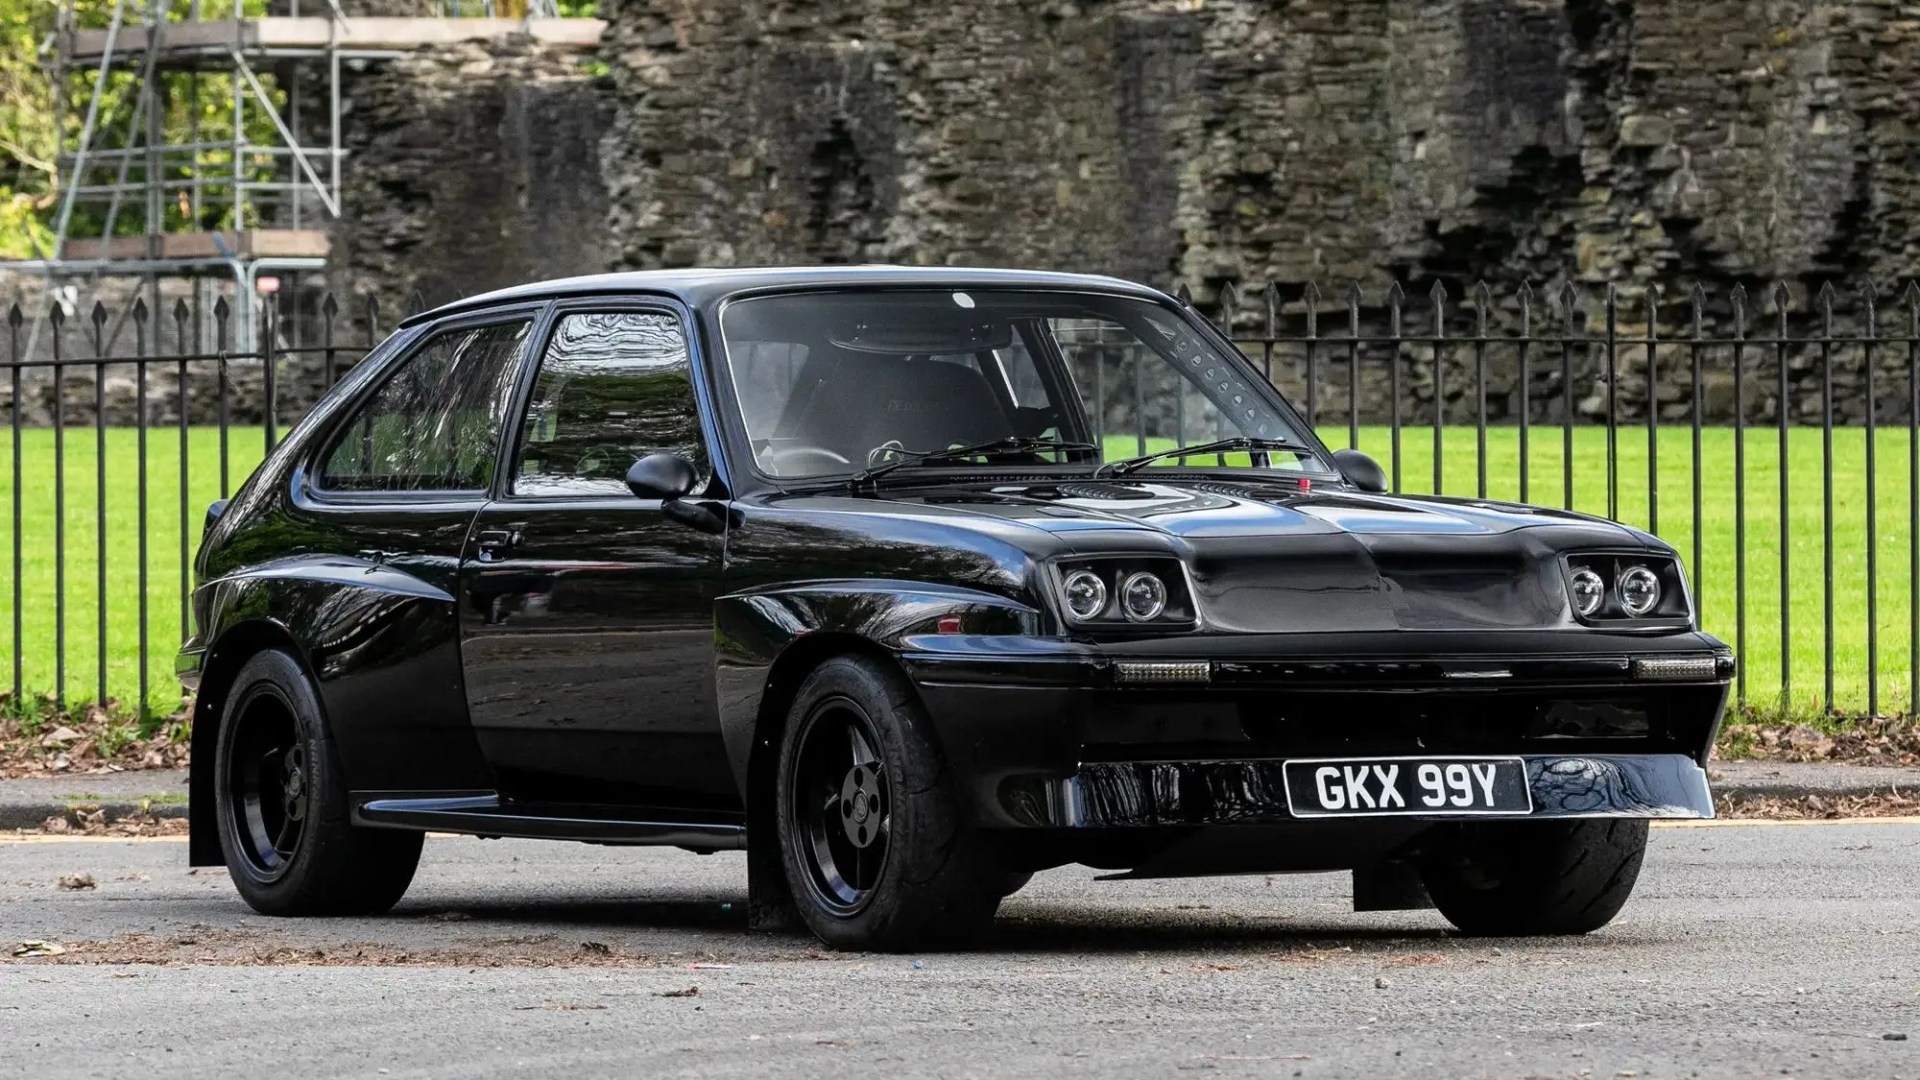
625, 452, 698, 501
628, 453, 729, 535
1333, 448, 1388, 493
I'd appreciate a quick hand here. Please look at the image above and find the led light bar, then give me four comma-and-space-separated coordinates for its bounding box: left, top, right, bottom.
1631, 656, 1717, 681
1113, 660, 1212, 685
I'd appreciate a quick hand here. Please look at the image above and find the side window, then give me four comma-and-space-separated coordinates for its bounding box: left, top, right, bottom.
318, 319, 530, 493
512, 311, 705, 497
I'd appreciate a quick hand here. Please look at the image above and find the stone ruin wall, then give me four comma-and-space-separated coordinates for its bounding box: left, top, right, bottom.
12, 0, 1920, 428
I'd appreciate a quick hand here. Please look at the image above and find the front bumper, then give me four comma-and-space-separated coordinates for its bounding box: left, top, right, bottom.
1000, 753, 1713, 828
900, 630, 1732, 831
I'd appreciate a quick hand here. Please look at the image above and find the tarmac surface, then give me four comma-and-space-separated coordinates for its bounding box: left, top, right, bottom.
2, 818, 1917, 1079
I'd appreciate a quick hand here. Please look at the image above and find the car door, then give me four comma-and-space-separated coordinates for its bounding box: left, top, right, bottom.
291, 311, 537, 791
456, 303, 735, 810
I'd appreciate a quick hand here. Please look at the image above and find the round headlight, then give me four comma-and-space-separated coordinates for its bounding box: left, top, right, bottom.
1618, 565, 1661, 617
1120, 571, 1169, 622
1062, 569, 1107, 621
1569, 568, 1605, 617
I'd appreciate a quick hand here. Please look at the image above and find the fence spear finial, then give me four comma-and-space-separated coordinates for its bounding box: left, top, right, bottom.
1298, 282, 1317, 338
321, 293, 339, 320
1858, 280, 1877, 337
132, 297, 148, 323
1385, 281, 1405, 336
6, 303, 21, 329
1515, 281, 1533, 336
1217, 281, 1239, 330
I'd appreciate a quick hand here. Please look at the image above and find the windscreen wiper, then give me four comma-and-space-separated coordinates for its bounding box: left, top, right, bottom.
1096, 436, 1314, 478
852, 436, 1098, 489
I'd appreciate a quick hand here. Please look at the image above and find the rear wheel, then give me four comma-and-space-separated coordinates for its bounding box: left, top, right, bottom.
775, 655, 1002, 951
214, 649, 422, 916
1419, 819, 1648, 936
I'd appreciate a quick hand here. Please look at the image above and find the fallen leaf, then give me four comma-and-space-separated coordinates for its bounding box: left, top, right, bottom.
514, 1001, 606, 1011
13, 940, 66, 957
656, 986, 700, 998
57, 872, 95, 891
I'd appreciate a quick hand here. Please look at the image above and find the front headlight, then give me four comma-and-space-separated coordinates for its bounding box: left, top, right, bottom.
1062, 569, 1108, 620
1564, 553, 1691, 625
1051, 557, 1197, 630
1617, 565, 1661, 617
1120, 571, 1169, 621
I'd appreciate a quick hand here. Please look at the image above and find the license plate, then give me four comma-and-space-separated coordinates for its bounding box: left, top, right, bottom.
1282, 756, 1533, 818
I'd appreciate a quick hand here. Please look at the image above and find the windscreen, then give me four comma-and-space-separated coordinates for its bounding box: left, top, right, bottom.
719, 289, 1317, 479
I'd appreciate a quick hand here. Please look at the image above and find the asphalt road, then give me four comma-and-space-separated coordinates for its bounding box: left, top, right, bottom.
2, 820, 1917, 1080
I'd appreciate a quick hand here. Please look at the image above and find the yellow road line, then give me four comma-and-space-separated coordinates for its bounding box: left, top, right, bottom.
1655, 815, 1920, 828
0, 832, 189, 844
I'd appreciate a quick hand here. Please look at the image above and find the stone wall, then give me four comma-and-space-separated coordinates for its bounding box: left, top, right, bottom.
330, 36, 616, 318
580, 0, 1920, 425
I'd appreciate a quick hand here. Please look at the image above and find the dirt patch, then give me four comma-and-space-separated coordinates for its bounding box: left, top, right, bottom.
21, 808, 189, 838
1717, 717, 1920, 767
1716, 790, 1920, 819
5, 927, 830, 968
0, 693, 191, 778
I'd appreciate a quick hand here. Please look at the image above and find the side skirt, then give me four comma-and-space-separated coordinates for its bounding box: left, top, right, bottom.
350, 792, 748, 851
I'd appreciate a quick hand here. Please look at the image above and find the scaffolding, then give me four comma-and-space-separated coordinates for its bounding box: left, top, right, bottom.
25, 0, 601, 350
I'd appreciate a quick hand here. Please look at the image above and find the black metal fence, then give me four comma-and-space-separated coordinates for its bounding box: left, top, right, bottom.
2, 278, 1918, 722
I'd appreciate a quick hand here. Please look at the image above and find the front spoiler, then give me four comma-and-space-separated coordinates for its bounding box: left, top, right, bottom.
996, 753, 1713, 829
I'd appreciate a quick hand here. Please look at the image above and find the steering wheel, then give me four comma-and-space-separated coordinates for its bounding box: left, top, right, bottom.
762, 444, 852, 475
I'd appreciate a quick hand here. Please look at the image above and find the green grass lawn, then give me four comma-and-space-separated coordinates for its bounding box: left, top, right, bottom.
0, 423, 1914, 719
0, 427, 268, 715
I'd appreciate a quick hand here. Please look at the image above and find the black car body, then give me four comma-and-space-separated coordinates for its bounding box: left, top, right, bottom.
181, 267, 1732, 949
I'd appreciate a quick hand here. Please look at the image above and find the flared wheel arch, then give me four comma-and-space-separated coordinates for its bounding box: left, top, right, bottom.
187, 619, 317, 867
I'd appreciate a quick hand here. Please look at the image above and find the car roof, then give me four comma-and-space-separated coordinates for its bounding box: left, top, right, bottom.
401, 265, 1171, 327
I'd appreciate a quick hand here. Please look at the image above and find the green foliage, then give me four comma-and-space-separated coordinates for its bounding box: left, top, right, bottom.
0, 0, 289, 255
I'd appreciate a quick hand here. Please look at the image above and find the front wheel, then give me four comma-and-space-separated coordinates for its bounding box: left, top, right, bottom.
1419, 819, 1649, 936
213, 649, 423, 916
774, 655, 1002, 951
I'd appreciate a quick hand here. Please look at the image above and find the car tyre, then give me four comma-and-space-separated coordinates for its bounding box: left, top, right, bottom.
1419, 819, 1648, 936
213, 649, 423, 916
774, 655, 1002, 951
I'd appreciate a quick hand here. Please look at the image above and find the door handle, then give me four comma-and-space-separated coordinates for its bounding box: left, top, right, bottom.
474, 527, 521, 561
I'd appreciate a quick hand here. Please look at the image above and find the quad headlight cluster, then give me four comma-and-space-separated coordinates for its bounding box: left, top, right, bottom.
1053, 557, 1197, 629
1564, 553, 1691, 625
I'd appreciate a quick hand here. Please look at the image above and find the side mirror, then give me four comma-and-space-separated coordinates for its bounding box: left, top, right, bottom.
1333, 448, 1388, 493
625, 452, 697, 501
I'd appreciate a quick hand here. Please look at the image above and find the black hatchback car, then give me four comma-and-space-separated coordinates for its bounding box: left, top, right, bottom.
181, 267, 1732, 950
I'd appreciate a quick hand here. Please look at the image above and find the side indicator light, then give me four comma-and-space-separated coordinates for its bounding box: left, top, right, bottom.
936, 614, 963, 634
1114, 660, 1212, 685
1632, 656, 1717, 681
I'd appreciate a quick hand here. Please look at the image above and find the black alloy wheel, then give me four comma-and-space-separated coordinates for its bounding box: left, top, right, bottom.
773, 655, 1004, 951
789, 696, 893, 916
224, 682, 310, 879
213, 649, 422, 916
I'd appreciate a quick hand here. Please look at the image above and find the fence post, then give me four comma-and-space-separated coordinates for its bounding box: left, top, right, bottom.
1689, 285, 1705, 615
133, 298, 150, 714
1387, 282, 1404, 492
49, 302, 66, 706
1299, 283, 1316, 428
1605, 283, 1618, 520
1645, 285, 1661, 535
1861, 282, 1879, 717
7, 304, 21, 708
1731, 284, 1749, 709
90, 302, 107, 706
263, 291, 279, 453
1774, 282, 1792, 707
171, 299, 190, 645
1474, 280, 1490, 500
1517, 283, 1533, 504
1818, 281, 1837, 713
1558, 283, 1577, 511
1345, 283, 1362, 452
214, 296, 230, 498
1430, 280, 1446, 495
